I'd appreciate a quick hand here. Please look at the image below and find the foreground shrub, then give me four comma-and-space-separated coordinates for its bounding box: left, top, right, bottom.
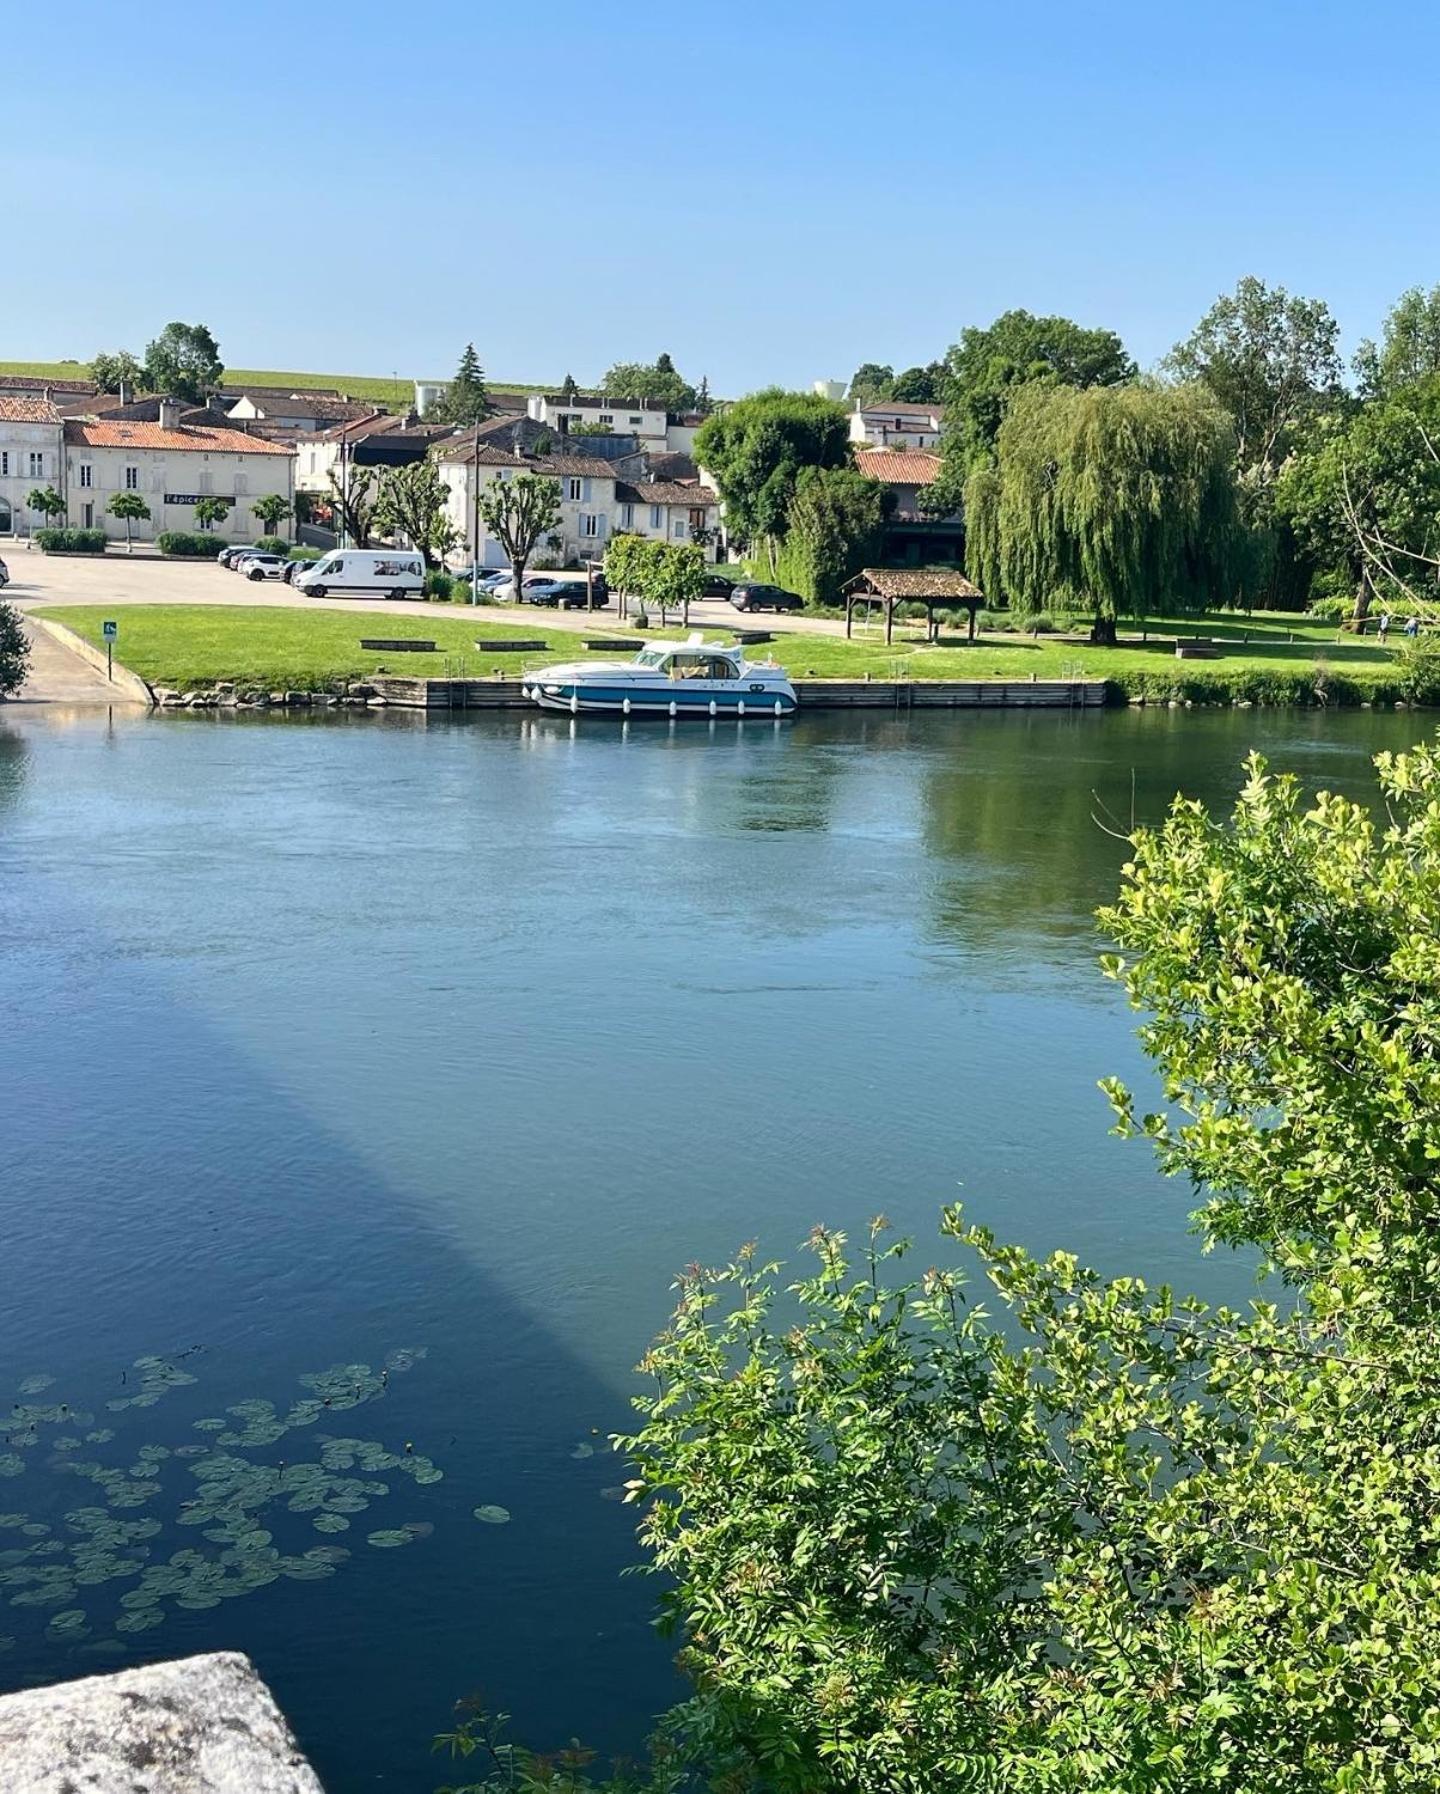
34, 527, 107, 554
156, 531, 222, 557
0, 599, 30, 696
253, 535, 290, 556
424, 570, 453, 600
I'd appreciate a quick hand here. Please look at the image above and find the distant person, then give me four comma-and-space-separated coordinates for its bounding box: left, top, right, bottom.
1405, 614, 1421, 640
1378, 611, 1391, 643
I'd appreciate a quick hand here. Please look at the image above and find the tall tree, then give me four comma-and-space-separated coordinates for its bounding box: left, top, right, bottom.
599, 357, 696, 411
431, 344, 489, 425
106, 491, 150, 550
966, 382, 1240, 642
373, 460, 457, 568
327, 466, 377, 548
777, 465, 890, 605
90, 349, 143, 394
889, 361, 945, 403
142, 322, 223, 404
560, 372, 578, 400
1164, 276, 1342, 488
693, 388, 852, 573
848, 362, 894, 405
477, 471, 562, 592
1354, 285, 1440, 398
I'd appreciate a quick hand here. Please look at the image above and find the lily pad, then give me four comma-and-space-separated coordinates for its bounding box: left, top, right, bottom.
17, 1377, 55, 1397
570, 1443, 595, 1460
366, 1529, 413, 1549
312, 1514, 349, 1534
472, 1505, 511, 1525
115, 1609, 166, 1634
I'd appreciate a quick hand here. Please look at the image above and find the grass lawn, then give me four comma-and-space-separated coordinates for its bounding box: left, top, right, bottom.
0, 362, 553, 409
37, 604, 1413, 700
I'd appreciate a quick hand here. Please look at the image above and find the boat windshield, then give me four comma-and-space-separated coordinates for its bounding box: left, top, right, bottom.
634, 647, 669, 668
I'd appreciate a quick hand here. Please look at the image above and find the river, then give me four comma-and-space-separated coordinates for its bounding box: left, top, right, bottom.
0, 703, 1427, 1788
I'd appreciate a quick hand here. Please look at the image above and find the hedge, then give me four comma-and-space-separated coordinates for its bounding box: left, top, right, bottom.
254, 536, 290, 556
1103, 659, 1440, 708
34, 528, 107, 554
287, 546, 322, 562
157, 531, 223, 557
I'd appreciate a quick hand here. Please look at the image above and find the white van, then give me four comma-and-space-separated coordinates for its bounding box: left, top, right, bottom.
295, 549, 425, 600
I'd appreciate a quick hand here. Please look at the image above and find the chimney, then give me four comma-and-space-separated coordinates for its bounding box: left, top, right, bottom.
118, 380, 129, 406
158, 397, 181, 431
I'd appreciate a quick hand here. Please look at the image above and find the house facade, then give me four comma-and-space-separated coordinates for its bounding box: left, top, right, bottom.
0, 398, 63, 535
849, 400, 944, 450
853, 449, 963, 565
295, 415, 459, 495
61, 404, 296, 542
613, 481, 722, 556
437, 446, 622, 568
526, 392, 670, 449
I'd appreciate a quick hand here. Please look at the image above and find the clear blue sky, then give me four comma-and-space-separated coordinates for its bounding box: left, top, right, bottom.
5, 0, 1437, 395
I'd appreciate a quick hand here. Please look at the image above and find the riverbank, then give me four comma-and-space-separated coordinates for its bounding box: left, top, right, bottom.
33, 604, 1435, 707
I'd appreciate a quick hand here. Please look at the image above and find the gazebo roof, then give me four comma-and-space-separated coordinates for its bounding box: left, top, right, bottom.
843, 567, 983, 601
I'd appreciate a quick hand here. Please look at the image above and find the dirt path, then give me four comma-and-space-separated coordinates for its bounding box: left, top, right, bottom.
11, 617, 147, 706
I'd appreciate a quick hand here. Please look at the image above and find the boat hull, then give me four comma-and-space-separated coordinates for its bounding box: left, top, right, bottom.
529, 680, 797, 718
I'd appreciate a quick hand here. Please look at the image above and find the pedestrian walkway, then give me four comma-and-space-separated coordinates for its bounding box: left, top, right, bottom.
11, 618, 147, 705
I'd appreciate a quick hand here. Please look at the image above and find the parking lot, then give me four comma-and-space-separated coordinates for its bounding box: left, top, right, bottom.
1, 543, 848, 639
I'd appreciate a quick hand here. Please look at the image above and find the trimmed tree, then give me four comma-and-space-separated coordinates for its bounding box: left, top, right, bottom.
192, 496, 230, 532
251, 493, 293, 539
26, 486, 65, 531
0, 600, 31, 697
106, 491, 151, 551
373, 460, 457, 569
966, 382, 1241, 643
327, 466, 377, 548
478, 471, 562, 596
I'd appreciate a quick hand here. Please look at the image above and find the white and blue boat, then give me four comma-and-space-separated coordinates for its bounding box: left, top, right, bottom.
523, 635, 798, 718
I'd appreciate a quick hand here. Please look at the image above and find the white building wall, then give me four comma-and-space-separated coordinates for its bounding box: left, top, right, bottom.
527, 396, 668, 449
439, 463, 617, 568
0, 419, 64, 532
63, 446, 295, 542
849, 406, 942, 450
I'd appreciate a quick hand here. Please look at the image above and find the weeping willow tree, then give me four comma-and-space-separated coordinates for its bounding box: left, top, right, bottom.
967, 382, 1243, 642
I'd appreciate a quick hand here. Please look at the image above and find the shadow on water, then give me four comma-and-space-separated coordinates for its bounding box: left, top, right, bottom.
0, 715, 679, 1789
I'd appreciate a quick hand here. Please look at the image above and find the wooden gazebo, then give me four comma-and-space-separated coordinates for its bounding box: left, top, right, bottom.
842, 567, 985, 645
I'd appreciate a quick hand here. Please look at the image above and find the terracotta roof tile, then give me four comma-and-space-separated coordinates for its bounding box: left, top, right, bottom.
853, 449, 942, 484
434, 443, 617, 478
615, 481, 719, 507
855, 399, 944, 420
0, 374, 97, 395
62, 419, 295, 456
0, 397, 61, 424
844, 566, 981, 600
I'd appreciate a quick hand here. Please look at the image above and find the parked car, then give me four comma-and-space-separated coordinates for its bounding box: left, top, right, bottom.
283, 559, 315, 585
496, 575, 608, 609
241, 553, 290, 581
701, 573, 735, 597
219, 543, 269, 569
0, 557, 9, 589
730, 582, 803, 612
451, 567, 512, 594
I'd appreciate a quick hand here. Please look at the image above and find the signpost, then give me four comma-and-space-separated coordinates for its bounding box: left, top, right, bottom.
102, 619, 117, 682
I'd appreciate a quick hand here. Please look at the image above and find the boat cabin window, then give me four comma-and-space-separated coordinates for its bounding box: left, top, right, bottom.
667, 654, 738, 680
634, 647, 668, 668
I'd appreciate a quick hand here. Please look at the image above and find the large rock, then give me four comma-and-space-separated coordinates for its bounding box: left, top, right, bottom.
0, 1651, 325, 1792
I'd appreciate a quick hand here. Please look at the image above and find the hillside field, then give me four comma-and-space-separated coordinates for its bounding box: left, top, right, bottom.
0, 361, 554, 407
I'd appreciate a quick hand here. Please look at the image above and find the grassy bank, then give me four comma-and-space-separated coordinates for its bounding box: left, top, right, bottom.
36, 604, 1436, 705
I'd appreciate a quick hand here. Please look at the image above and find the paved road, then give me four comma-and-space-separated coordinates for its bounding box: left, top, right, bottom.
11, 616, 146, 706
0, 542, 852, 640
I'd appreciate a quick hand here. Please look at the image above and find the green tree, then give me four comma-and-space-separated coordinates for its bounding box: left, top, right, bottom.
776, 465, 889, 605
1354, 285, 1440, 398
560, 373, 579, 401
432, 345, 489, 425
1164, 276, 1342, 488
143, 321, 223, 404
26, 486, 66, 530
106, 490, 151, 551
889, 361, 945, 403
90, 349, 143, 394
600, 357, 696, 412
478, 471, 562, 593
1276, 375, 1440, 615
645, 540, 705, 625
251, 493, 293, 538
693, 389, 851, 574
966, 382, 1240, 643
0, 599, 31, 698
374, 460, 458, 568
694, 374, 713, 418
193, 496, 230, 531
327, 466, 378, 548
940, 309, 1135, 476
848, 362, 894, 405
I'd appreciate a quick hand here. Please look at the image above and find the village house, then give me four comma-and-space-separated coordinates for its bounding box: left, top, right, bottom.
61, 401, 295, 543
437, 445, 622, 569
526, 392, 672, 451
849, 399, 944, 450
613, 481, 722, 557
0, 397, 64, 535
295, 414, 459, 495
222, 389, 375, 436
853, 448, 963, 564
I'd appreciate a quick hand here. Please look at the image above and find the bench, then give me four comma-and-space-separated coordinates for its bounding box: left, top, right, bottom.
731, 630, 775, 645
475, 639, 548, 652
582, 638, 636, 651
1175, 638, 1222, 660
360, 638, 436, 652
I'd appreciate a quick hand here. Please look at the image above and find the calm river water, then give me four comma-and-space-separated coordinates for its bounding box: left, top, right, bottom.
0, 702, 1428, 1788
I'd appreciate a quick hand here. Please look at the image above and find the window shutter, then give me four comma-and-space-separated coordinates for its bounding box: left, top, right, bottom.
582, 478, 592, 502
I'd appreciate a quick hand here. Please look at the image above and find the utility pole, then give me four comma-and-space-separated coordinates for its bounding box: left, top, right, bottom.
471, 419, 481, 604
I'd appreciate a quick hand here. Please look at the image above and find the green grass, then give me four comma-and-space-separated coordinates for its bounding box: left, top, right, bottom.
0, 362, 554, 408
35, 605, 1429, 705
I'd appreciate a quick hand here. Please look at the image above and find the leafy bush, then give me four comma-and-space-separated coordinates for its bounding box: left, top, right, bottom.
254, 536, 290, 556
287, 546, 322, 563
33, 527, 107, 554
1305, 594, 1352, 621
157, 531, 222, 557
424, 570, 454, 600
0, 599, 31, 696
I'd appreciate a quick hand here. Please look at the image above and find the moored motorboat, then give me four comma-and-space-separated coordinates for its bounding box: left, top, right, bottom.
522, 635, 797, 717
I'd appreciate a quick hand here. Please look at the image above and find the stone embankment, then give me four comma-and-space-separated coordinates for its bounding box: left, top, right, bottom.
153, 681, 389, 712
